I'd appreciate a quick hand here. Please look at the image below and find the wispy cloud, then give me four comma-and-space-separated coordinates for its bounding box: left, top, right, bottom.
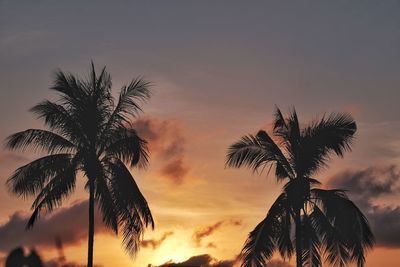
206, 242, 217, 248
192, 219, 242, 247
141, 231, 174, 250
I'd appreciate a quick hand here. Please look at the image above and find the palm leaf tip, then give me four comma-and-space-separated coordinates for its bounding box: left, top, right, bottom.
273, 106, 287, 132
5, 129, 75, 154
225, 134, 263, 169
26, 209, 39, 229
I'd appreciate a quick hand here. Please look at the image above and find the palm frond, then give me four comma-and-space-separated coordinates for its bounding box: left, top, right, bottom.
87, 64, 114, 118
50, 69, 105, 142
311, 189, 374, 267
285, 108, 301, 171
226, 131, 293, 179
30, 100, 82, 145
275, 162, 289, 180
107, 159, 154, 255
310, 205, 348, 267
93, 65, 112, 99
103, 127, 149, 169
256, 130, 294, 179
51, 69, 89, 110
5, 129, 75, 154
276, 197, 294, 260
27, 162, 77, 228
299, 113, 356, 176
226, 134, 266, 170
302, 214, 322, 267
272, 108, 301, 173
240, 193, 288, 267
106, 78, 151, 128
7, 154, 73, 198
273, 106, 288, 134
95, 172, 119, 234
287, 108, 301, 140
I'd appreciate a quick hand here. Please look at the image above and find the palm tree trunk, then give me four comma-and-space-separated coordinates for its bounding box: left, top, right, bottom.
295, 208, 303, 267
87, 178, 95, 267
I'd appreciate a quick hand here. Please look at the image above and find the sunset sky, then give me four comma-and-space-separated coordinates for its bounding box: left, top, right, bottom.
1, 1, 400, 266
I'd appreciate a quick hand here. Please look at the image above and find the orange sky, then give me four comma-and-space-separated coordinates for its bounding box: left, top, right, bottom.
1, 1, 400, 266
1, 109, 400, 267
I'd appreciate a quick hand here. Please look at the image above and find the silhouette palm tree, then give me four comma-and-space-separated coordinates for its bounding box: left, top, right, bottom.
5, 63, 154, 267
226, 107, 374, 267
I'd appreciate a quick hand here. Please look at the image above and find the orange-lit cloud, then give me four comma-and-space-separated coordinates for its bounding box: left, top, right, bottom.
149, 254, 240, 267
192, 219, 243, 247
133, 117, 190, 184
207, 242, 217, 248
160, 159, 189, 184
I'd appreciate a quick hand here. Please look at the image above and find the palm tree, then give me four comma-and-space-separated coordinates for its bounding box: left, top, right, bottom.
5, 63, 154, 267
226, 107, 374, 267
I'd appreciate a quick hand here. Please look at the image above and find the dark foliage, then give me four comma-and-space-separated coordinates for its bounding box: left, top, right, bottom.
227, 107, 373, 267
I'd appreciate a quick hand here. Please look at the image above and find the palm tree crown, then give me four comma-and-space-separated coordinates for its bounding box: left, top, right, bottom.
5, 63, 154, 266
226, 107, 374, 267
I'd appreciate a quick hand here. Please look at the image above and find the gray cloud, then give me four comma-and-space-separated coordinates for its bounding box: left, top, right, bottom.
328, 165, 400, 247
0, 200, 107, 252
367, 205, 400, 247
328, 165, 400, 206
0, 246, 99, 267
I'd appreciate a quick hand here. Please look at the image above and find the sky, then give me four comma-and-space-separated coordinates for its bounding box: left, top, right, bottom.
1, 1, 400, 266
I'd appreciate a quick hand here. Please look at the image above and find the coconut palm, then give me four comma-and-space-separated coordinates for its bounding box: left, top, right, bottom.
5, 63, 154, 267
226, 107, 374, 267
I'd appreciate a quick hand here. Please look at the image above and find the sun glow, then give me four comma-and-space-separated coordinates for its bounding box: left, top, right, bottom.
140, 229, 201, 266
